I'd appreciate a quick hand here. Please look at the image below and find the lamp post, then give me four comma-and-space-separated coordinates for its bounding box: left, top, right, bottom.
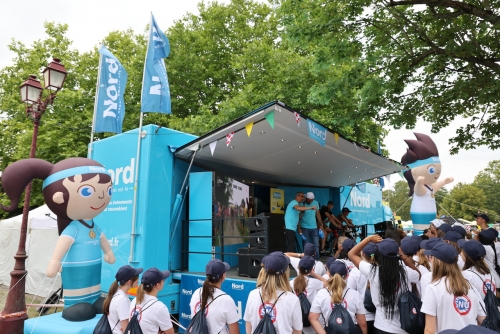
0, 58, 67, 334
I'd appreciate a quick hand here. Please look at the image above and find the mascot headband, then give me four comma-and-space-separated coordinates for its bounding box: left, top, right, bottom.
407, 156, 440, 169
42, 166, 111, 189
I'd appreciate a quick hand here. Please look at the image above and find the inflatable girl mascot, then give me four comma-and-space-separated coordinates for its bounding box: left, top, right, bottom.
401, 133, 454, 233
0, 157, 115, 321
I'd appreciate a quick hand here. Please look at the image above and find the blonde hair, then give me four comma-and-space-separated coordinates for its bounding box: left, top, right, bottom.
260, 269, 292, 302
432, 259, 470, 296
256, 267, 267, 287
136, 283, 154, 304
417, 249, 431, 270
327, 273, 346, 304
293, 268, 308, 295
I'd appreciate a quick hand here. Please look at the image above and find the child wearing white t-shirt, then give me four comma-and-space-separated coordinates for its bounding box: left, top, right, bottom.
129, 268, 174, 334
189, 259, 239, 334
309, 260, 367, 334
244, 252, 302, 334
103, 265, 142, 334
421, 242, 486, 333
289, 255, 326, 333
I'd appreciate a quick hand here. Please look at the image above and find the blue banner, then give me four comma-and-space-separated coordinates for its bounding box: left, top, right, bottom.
179, 274, 256, 333
141, 13, 171, 114
307, 119, 327, 146
94, 45, 128, 133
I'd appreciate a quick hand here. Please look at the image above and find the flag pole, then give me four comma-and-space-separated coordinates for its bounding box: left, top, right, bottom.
88, 45, 104, 159
129, 14, 153, 264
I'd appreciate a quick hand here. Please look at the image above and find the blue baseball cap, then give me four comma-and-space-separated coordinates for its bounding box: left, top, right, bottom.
424, 242, 458, 264
326, 256, 336, 269
262, 251, 290, 275
444, 231, 462, 243
410, 235, 423, 248
342, 239, 356, 251
452, 225, 466, 237
401, 237, 419, 255
420, 238, 443, 251
362, 242, 377, 257
457, 239, 486, 260
439, 224, 452, 234
479, 228, 497, 242
115, 265, 143, 284
299, 255, 316, 273
329, 261, 348, 277
304, 243, 316, 256
206, 258, 230, 279
377, 238, 399, 258
141, 267, 170, 287
439, 324, 498, 334
474, 213, 490, 223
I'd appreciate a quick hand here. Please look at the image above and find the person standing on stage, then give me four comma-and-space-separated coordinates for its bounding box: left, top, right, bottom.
320, 200, 342, 253
299, 192, 322, 260
285, 192, 316, 253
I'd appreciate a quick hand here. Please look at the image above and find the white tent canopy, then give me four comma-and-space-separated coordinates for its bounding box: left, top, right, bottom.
0, 205, 60, 297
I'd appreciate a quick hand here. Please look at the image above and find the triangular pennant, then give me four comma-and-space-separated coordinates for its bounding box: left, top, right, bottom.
398, 170, 405, 179
334, 133, 339, 145
265, 112, 275, 129
353, 142, 358, 151
245, 122, 254, 137
293, 112, 300, 127
226, 132, 234, 146
385, 174, 391, 183
209, 141, 217, 156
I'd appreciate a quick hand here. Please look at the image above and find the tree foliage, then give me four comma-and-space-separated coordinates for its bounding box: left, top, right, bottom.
440, 182, 494, 221
277, 0, 500, 153
473, 160, 500, 216
383, 180, 412, 220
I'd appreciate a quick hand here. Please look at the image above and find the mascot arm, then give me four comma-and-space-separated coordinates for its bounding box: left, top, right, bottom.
414, 176, 428, 197
100, 233, 116, 264
432, 177, 454, 193
47, 236, 73, 278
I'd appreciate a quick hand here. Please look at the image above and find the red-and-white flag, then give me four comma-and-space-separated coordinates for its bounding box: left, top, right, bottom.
226, 132, 235, 146
294, 112, 300, 127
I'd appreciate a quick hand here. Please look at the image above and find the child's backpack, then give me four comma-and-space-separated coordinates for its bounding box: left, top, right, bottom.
186, 293, 226, 334
252, 291, 285, 334
325, 289, 356, 334
123, 300, 158, 334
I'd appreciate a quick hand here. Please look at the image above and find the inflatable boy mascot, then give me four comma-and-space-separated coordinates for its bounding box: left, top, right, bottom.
401, 133, 454, 233
0, 157, 115, 321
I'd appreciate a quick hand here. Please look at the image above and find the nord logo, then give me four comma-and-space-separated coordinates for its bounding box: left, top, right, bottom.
102, 57, 121, 118
182, 289, 193, 295
308, 122, 327, 140
350, 192, 370, 208
197, 279, 204, 286
232, 283, 244, 290
107, 158, 134, 185
181, 312, 191, 319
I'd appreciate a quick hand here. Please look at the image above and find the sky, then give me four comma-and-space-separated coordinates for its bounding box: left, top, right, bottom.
1, 1, 498, 189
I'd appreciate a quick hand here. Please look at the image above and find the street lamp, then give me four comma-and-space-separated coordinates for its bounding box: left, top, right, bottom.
0, 58, 67, 334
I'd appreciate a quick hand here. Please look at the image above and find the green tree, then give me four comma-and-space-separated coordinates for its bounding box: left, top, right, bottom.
441, 183, 490, 221
473, 160, 500, 215
383, 180, 411, 221
277, 0, 500, 153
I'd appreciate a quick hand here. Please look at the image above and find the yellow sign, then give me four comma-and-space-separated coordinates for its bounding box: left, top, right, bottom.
270, 188, 285, 214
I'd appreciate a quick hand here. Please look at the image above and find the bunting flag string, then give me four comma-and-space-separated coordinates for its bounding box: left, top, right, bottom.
226, 132, 234, 146
294, 112, 300, 127
245, 122, 254, 137
334, 133, 339, 145
209, 141, 217, 156
265, 112, 275, 129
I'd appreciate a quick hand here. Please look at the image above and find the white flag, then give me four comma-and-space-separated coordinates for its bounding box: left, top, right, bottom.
209, 141, 217, 156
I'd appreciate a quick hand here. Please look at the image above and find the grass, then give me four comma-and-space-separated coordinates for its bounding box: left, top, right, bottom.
0, 284, 57, 318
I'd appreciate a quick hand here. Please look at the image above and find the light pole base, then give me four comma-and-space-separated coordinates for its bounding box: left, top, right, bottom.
0, 311, 28, 334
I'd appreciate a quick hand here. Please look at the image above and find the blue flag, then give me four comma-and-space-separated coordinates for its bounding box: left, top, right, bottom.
141, 14, 171, 113
94, 45, 128, 133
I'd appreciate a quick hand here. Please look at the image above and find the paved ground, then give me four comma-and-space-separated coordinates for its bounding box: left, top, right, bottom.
0, 284, 57, 318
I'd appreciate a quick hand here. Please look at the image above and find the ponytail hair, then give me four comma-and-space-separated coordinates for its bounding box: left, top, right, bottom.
137, 283, 154, 304
327, 273, 346, 304
293, 268, 308, 295
103, 281, 119, 314
201, 274, 221, 310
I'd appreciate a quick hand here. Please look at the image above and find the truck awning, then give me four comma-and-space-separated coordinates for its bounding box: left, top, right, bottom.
175, 101, 403, 187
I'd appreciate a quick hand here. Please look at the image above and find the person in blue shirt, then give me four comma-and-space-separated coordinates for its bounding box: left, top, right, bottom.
299, 192, 322, 259
285, 192, 316, 252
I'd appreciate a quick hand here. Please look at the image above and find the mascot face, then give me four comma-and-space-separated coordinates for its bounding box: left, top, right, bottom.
52, 174, 112, 220
410, 162, 442, 185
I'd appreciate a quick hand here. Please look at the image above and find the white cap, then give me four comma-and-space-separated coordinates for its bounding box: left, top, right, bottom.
431, 219, 444, 228
306, 192, 315, 199
452, 222, 466, 230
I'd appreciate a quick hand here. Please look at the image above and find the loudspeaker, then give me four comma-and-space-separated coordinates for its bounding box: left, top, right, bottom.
249, 231, 266, 248
238, 248, 266, 278
247, 213, 268, 231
